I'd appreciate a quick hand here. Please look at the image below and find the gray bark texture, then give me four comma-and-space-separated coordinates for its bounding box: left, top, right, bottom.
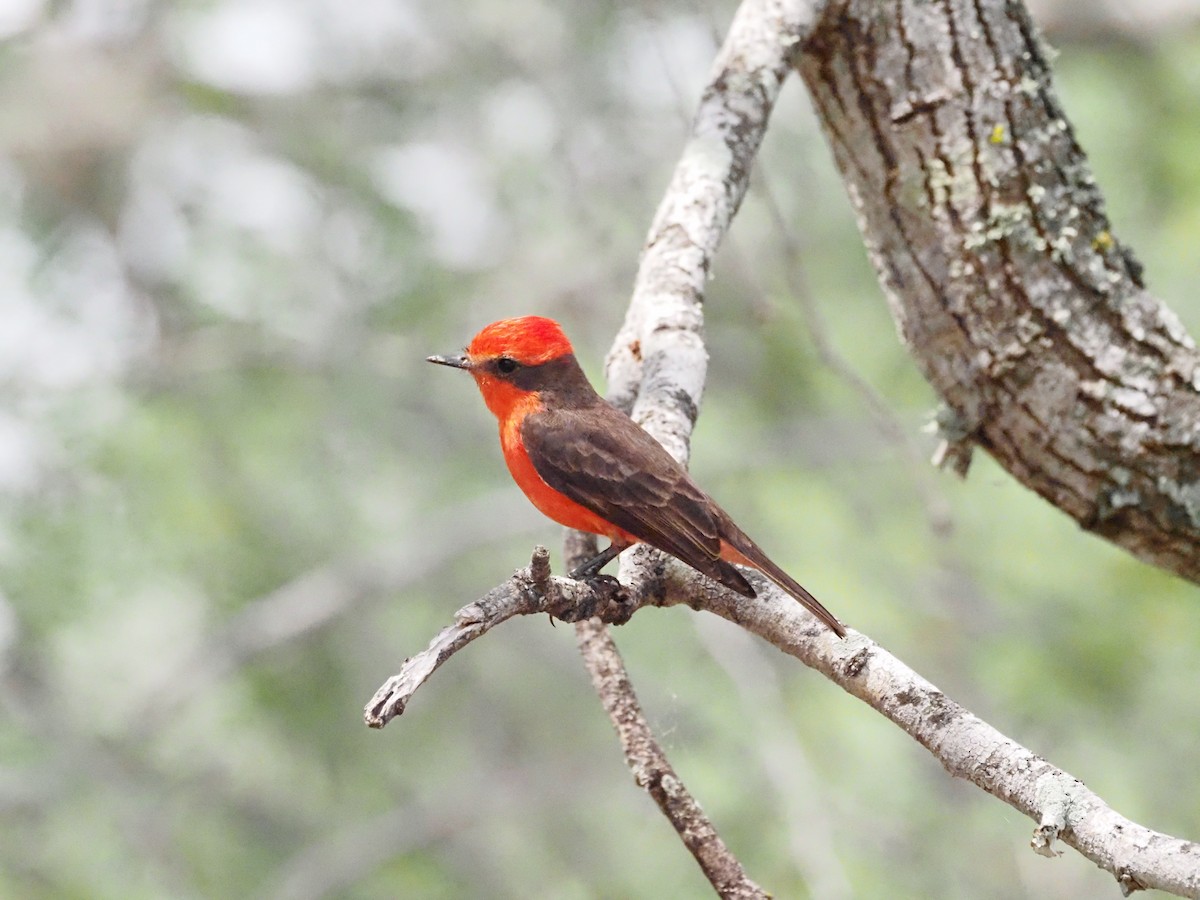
795, 0, 1200, 582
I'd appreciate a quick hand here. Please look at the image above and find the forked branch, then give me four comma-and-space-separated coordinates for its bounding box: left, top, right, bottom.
370, 0, 1200, 895
365, 551, 1200, 896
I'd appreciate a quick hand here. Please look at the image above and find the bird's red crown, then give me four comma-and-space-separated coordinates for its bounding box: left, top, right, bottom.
467, 316, 574, 366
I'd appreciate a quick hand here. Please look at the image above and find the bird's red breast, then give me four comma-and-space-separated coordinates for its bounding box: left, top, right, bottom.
500, 408, 637, 543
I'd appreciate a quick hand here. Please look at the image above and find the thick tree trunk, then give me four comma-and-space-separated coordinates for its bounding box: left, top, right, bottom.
794, 0, 1200, 582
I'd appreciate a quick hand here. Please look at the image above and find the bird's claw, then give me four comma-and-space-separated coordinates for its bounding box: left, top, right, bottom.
555, 573, 633, 625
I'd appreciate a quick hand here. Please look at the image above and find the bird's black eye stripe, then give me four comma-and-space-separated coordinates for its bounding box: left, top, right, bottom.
495, 356, 520, 374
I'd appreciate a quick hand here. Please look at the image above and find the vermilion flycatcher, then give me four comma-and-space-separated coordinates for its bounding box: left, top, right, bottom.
429, 316, 846, 637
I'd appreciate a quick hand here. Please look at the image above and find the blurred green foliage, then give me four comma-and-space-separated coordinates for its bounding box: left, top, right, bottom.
0, 1, 1198, 898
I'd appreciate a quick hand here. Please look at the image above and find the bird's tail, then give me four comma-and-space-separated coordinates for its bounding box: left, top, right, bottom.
719, 530, 846, 638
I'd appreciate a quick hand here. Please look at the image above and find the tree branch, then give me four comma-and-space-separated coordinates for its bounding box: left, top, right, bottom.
364, 552, 1200, 896
605, 0, 830, 430
794, 0, 1200, 581
655, 565, 1200, 898
559, 531, 767, 898
574, 617, 768, 900
364, 546, 631, 728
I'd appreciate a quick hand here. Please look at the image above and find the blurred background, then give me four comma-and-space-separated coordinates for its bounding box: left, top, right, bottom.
1, 0, 1198, 897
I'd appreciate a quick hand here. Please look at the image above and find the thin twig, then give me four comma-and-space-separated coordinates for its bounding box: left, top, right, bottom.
575, 618, 768, 899
364, 546, 631, 728
564, 534, 766, 897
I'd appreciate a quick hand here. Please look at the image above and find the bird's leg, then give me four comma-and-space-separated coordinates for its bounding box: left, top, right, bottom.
568, 541, 629, 580
556, 540, 633, 625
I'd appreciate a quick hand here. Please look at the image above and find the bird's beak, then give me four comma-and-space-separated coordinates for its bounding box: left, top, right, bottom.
427, 353, 471, 370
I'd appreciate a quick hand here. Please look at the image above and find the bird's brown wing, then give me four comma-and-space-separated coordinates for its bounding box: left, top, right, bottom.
521, 402, 755, 597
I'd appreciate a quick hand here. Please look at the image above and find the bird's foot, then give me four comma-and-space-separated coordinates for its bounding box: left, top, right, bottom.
556, 573, 633, 625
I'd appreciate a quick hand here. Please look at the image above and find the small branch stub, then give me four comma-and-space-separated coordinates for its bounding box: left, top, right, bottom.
364, 547, 641, 728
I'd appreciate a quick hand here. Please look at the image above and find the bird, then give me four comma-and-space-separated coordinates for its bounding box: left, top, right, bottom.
428, 315, 846, 637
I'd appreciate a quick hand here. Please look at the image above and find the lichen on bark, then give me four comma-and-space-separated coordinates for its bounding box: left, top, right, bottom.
795, 0, 1200, 581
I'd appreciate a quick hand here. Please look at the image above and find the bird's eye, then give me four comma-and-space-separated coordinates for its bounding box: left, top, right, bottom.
495, 357, 519, 374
